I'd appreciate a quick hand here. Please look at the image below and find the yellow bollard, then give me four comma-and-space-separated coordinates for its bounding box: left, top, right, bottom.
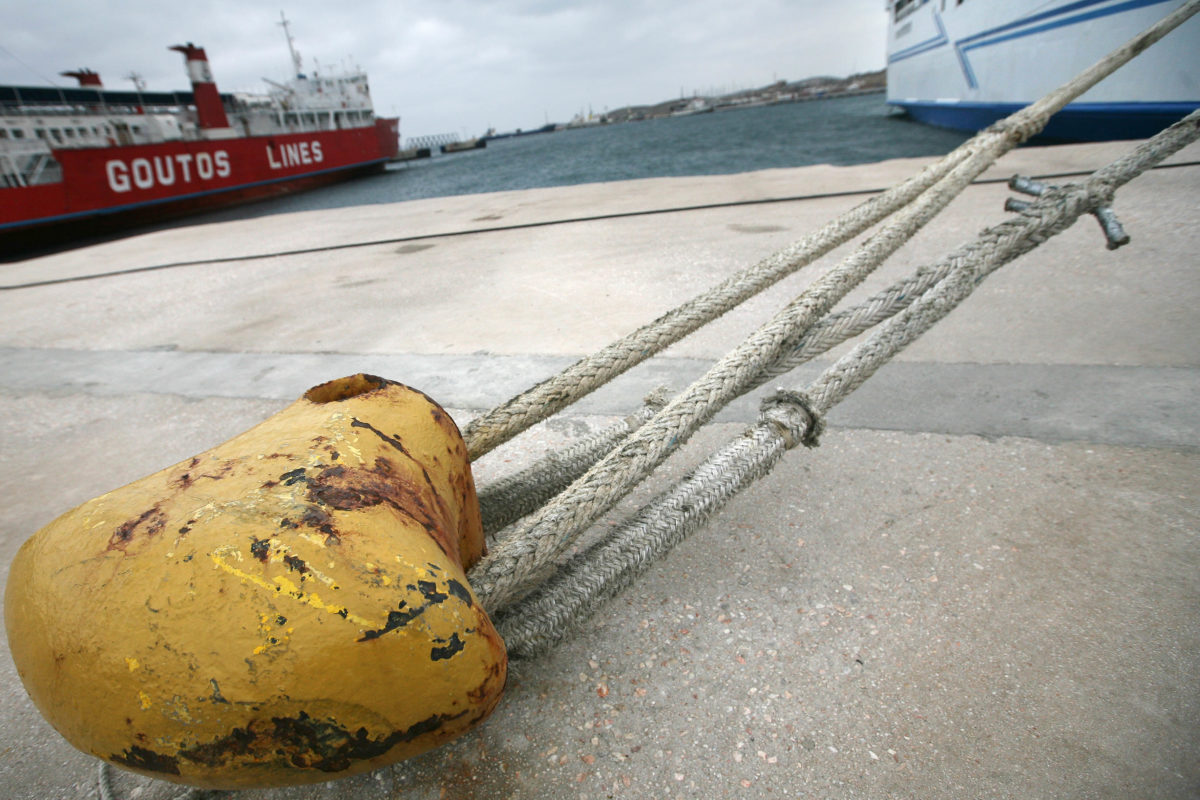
4, 375, 506, 789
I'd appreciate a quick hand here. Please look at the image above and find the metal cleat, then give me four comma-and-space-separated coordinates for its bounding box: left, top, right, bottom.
1006, 174, 1130, 250
1092, 205, 1131, 249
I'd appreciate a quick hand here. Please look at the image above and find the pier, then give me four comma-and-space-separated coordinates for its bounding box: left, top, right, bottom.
397, 132, 487, 158
0, 137, 1197, 798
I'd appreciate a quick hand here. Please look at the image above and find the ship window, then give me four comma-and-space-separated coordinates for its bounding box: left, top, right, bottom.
35, 129, 46, 139
12, 129, 24, 139
894, 0, 918, 21
0, 130, 7, 139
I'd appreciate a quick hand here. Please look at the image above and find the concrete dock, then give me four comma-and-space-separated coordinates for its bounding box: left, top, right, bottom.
0, 137, 1197, 799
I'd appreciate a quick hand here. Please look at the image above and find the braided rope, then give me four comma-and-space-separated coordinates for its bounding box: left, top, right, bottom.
461, 151, 968, 460
98, 762, 217, 800
478, 390, 669, 536
466, 5, 1200, 613
461, 0, 1199, 463
754, 260, 956, 386
495, 423, 792, 658
496, 109, 1200, 656
808, 110, 1200, 414
470, 135, 1045, 613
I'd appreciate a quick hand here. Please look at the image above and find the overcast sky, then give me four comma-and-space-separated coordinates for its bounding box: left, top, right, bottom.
1, 1, 888, 139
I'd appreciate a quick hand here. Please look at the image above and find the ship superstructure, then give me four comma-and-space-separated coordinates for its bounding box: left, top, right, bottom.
885, 0, 1199, 140
0, 17, 399, 242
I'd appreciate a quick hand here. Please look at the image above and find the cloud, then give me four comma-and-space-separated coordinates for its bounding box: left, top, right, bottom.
0, 0, 888, 137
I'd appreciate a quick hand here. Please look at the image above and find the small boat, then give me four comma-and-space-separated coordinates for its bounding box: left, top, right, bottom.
0, 15, 400, 245
885, 0, 1200, 140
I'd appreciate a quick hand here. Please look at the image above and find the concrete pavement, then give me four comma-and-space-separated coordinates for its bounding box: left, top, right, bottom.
0, 137, 1197, 799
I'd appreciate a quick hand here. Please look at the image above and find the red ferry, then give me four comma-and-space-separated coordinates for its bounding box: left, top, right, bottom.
0, 19, 399, 248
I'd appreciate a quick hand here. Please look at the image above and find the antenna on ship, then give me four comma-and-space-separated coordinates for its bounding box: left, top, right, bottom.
278, 10, 303, 78
125, 71, 146, 109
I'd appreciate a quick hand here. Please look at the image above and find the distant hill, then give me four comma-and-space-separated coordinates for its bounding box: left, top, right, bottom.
585, 69, 886, 126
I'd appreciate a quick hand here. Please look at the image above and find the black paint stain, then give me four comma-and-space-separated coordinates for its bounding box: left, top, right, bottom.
349, 418, 413, 458
417, 580, 447, 604
111, 745, 181, 775
430, 633, 465, 661
280, 468, 309, 486
249, 538, 271, 562
445, 579, 473, 606
176, 708, 470, 773
358, 602, 424, 641
356, 574, 473, 643
283, 554, 309, 574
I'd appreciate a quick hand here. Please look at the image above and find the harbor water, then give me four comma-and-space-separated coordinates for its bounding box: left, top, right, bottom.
194, 93, 970, 224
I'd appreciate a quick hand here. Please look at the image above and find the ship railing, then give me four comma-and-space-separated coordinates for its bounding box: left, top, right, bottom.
233, 107, 377, 137
1, 100, 189, 118
0, 140, 60, 188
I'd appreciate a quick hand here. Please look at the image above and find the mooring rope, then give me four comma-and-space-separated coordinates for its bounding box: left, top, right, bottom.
478, 390, 669, 535
467, 12, 1200, 614
468, 145, 996, 612
461, 0, 1200, 463
494, 109, 1200, 656
98, 762, 218, 800
464, 3, 1200, 614
461, 149, 971, 460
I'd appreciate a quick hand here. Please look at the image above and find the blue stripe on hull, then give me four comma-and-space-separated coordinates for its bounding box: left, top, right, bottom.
891, 101, 1200, 141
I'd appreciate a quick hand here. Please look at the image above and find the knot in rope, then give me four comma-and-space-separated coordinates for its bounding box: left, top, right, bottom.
983, 118, 1040, 146
758, 390, 824, 449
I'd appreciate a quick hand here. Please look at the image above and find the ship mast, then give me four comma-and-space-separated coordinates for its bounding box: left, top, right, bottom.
278, 11, 303, 78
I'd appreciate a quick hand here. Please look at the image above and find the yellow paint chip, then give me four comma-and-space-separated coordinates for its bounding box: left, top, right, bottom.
210, 550, 373, 627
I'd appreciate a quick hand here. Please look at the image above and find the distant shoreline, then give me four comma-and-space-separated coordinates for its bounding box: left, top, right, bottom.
485, 69, 887, 139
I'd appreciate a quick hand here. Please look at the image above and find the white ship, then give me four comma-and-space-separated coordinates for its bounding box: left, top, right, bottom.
885, 0, 1200, 140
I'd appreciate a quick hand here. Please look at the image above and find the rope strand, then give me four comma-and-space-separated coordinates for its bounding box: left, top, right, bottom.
496, 109, 1200, 656
462, 0, 1200, 462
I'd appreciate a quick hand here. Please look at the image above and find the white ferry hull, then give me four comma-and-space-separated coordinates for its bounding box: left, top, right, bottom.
886, 0, 1200, 140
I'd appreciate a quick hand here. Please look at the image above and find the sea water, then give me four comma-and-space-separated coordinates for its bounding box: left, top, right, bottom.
195, 94, 969, 224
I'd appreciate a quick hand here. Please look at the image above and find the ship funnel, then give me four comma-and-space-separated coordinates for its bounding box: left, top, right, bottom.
169, 43, 231, 130
61, 69, 102, 88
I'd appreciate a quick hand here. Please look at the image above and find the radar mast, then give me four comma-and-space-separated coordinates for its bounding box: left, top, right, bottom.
278, 11, 303, 78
